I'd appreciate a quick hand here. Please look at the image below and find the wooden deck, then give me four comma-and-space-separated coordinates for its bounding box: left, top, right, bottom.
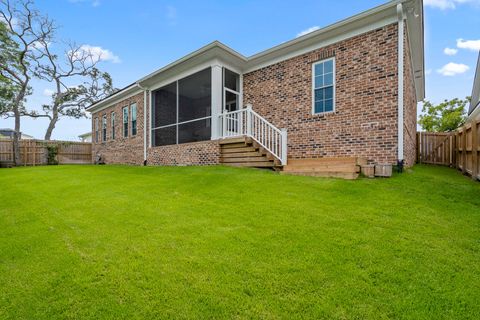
280, 157, 368, 179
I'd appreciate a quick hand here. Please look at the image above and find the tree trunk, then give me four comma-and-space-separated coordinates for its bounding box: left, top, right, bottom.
12, 88, 25, 166
44, 114, 58, 140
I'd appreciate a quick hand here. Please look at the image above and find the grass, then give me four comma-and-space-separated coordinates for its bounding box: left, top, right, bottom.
0, 164, 479, 319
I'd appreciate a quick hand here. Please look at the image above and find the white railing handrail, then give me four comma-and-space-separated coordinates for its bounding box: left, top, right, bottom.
220, 105, 287, 165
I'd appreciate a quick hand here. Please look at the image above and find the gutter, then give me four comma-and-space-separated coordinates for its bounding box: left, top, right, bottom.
397, 3, 405, 169
137, 83, 148, 165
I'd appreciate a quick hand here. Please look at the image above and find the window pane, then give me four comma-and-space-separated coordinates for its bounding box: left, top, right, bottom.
123, 107, 128, 123
314, 88, 323, 101
225, 90, 239, 112
153, 125, 176, 146
314, 63, 323, 75
324, 99, 334, 112
314, 101, 324, 114
324, 60, 333, 73
178, 68, 211, 123
324, 73, 333, 86
324, 86, 333, 100
224, 69, 238, 92
178, 118, 211, 144
131, 104, 137, 121
315, 75, 323, 88
153, 82, 177, 127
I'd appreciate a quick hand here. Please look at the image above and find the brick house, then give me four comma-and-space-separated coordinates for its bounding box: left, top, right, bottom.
87, 0, 424, 175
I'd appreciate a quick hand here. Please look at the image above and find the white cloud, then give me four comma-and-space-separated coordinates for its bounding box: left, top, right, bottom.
443, 47, 458, 55
457, 38, 480, 51
437, 62, 470, 76
72, 45, 121, 64
424, 0, 480, 10
296, 26, 320, 38
425, 69, 433, 75
43, 89, 55, 97
68, 0, 100, 7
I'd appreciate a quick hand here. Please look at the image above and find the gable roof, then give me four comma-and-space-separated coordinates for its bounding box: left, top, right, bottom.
87, 0, 424, 113
468, 52, 480, 117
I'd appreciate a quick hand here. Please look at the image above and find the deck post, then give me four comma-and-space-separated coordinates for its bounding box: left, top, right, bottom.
281, 128, 288, 166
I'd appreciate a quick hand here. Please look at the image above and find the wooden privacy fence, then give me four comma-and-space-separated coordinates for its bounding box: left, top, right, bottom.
0, 139, 92, 165
417, 119, 480, 180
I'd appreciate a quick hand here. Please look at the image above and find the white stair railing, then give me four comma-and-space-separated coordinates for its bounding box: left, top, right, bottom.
220, 105, 287, 165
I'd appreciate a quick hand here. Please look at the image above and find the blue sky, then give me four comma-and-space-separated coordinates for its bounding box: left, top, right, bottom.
1, 0, 480, 140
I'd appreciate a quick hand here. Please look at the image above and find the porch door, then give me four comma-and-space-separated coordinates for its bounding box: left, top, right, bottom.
223, 68, 240, 112
223, 68, 240, 134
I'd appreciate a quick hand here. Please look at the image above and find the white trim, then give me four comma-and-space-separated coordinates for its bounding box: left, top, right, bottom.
87, 85, 142, 113
311, 57, 336, 115
143, 89, 147, 161
149, 91, 152, 148
148, 60, 217, 92
397, 3, 404, 161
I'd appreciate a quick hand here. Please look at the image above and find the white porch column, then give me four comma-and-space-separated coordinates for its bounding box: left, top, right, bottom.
211, 64, 223, 140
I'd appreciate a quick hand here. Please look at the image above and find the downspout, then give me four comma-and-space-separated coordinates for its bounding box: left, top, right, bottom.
137, 83, 148, 166
397, 3, 405, 172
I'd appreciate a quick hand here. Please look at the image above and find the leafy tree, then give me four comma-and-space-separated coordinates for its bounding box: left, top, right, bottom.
0, 18, 19, 115
0, 0, 54, 164
418, 97, 470, 132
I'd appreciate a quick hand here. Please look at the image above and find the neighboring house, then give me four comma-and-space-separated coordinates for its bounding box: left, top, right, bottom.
467, 52, 480, 121
0, 128, 34, 140
87, 0, 424, 172
78, 132, 92, 143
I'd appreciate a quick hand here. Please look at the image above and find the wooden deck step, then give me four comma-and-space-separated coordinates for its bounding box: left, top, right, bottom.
225, 161, 276, 168
219, 137, 247, 144
219, 136, 278, 169
221, 146, 258, 154
221, 152, 265, 158
221, 156, 269, 163
280, 157, 366, 179
280, 171, 359, 180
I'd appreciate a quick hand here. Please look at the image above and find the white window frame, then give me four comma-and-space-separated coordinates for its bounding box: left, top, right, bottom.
102, 114, 107, 142
94, 117, 99, 143
123, 106, 129, 138
111, 111, 115, 140
311, 57, 336, 115
131, 103, 137, 136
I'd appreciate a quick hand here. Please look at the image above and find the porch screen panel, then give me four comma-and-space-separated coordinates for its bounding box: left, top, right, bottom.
178, 118, 211, 144
152, 67, 212, 147
178, 68, 211, 123
153, 126, 176, 146
153, 82, 176, 128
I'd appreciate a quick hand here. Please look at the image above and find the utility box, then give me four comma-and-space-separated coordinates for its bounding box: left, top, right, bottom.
375, 164, 392, 177
361, 165, 375, 178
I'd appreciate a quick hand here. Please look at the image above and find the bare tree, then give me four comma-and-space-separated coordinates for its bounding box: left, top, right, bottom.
26, 42, 115, 140
0, 0, 54, 164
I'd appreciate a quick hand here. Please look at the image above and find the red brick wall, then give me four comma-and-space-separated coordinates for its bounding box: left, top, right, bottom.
403, 26, 418, 167
92, 92, 145, 165
243, 23, 403, 165
147, 140, 220, 166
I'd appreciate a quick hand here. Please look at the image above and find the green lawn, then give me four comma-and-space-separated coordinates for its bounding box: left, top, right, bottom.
0, 165, 479, 319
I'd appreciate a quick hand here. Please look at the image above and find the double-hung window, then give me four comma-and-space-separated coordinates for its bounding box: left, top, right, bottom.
123, 106, 129, 138
111, 112, 115, 140
94, 117, 99, 143
312, 57, 335, 114
131, 103, 137, 136
102, 115, 107, 142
